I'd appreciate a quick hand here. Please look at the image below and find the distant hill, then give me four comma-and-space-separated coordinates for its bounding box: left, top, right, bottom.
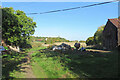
30, 36, 70, 44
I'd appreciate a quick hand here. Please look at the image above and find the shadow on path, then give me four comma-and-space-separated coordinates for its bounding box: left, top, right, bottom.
2, 51, 28, 79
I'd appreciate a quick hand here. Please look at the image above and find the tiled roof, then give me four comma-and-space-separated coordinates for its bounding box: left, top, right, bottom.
109, 18, 120, 29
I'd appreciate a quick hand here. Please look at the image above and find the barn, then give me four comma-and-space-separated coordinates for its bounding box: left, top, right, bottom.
103, 18, 120, 50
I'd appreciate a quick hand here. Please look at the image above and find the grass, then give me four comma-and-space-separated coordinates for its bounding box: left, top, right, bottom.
2, 51, 27, 79
27, 46, 46, 52
31, 49, 78, 78
2, 46, 42, 79
2, 43, 118, 78
31, 63, 48, 78
30, 47, 118, 78
9, 71, 25, 78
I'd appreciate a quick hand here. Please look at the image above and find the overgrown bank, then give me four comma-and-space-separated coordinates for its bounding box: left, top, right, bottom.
2, 51, 28, 79
30, 47, 118, 78
2, 46, 118, 78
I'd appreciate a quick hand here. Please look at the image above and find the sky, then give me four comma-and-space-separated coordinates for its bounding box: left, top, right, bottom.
1, 0, 116, 2
2, 1, 118, 41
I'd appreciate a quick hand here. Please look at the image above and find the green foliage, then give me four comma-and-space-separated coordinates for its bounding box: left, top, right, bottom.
2, 7, 37, 47
31, 48, 77, 78
4, 46, 118, 78
86, 37, 94, 46
2, 51, 27, 78
86, 25, 105, 46
94, 25, 105, 45
30, 47, 118, 78
118, 16, 120, 19
31, 36, 70, 44
79, 40, 86, 43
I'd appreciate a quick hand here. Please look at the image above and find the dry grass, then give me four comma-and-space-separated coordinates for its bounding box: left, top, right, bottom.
31, 42, 43, 48
54, 42, 87, 47
32, 41, 87, 49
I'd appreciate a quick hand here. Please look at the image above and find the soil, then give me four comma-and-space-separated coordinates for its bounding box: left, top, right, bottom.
20, 51, 36, 78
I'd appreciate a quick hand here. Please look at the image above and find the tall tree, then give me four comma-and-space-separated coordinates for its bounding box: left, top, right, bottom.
94, 25, 105, 45
2, 7, 37, 47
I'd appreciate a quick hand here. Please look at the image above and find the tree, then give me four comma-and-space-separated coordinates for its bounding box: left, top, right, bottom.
94, 25, 105, 45
2, 7, 37, 47
118, 16, 120, 19
0, 7, 1, 27
86, 37, 94, 46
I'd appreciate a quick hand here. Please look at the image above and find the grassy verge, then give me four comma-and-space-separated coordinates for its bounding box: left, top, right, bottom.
31, 47, 118, 78
2, 51, 27, 79
31, 48, 78, 78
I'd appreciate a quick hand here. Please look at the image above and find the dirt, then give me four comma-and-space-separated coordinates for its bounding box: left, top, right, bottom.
42, 44, 50, 47
20, 51, 36, 78
18, 50, 49, 78
87, 49, 111, 53
22, 63, 36, 78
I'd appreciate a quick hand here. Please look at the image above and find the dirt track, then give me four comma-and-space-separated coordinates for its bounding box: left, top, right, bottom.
20, 51, 36, 78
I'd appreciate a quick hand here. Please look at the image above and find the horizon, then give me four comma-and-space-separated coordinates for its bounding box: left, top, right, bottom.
2, 2, 118, 41
31, 35, 80, 41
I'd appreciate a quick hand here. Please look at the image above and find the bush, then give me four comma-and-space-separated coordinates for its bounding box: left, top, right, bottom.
86, 37, 94, 46
86, 25, 105, 47
94, 25, 105, 45
79, 40, 86, 43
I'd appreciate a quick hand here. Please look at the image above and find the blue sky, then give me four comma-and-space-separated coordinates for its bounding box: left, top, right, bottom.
1, 0, 114, 2
2, 2, 118, 41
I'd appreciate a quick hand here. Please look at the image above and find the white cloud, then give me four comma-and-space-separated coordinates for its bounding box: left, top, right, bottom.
1, 0, 115, 2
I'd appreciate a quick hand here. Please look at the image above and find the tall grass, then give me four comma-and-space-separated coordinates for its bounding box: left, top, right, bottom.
31, 47, 118, 78
31, 50, 78, 78
2, 51, 27, 79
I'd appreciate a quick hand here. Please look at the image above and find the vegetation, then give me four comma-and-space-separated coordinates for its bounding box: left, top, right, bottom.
86, 37, 94, 46
30, 36, 70, 44
79, 40, 86, 43
86, 25, 105, 47
2, 45, 118, 78
2, 51, 27, 79
118, 16, 120, 19
2, 7, 37, 48
94, 25, 105, 45
2, 7, 118, 79
30, 46, 118, 78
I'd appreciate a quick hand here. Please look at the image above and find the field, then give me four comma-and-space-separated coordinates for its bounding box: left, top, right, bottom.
42, 42, 87, 47
54, 42, 87, 47
2, 41, 119, 79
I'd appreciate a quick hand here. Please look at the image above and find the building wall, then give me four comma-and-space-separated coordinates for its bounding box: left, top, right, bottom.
118, 28, 120, 46
103, 20, 118, 50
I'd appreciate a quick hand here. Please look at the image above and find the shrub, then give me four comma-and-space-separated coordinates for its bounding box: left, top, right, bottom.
94, 25, 105, 45
86, 37, 94, 46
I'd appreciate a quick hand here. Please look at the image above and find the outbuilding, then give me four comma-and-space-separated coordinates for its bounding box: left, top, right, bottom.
103, 18, 120, 50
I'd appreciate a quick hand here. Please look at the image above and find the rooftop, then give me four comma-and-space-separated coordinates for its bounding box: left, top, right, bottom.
108, 18, 120, 29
